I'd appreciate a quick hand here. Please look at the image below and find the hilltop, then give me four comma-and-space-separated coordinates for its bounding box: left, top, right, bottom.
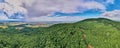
0, 18, 120, 48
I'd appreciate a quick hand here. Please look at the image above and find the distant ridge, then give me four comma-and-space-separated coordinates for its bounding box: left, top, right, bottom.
75, 18, 115, 23
80, 18, 113, 22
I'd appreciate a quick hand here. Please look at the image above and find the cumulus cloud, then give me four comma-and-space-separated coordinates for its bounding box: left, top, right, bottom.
0, 0, 107, 21
25, 0, 106, 18
0, 3, 27, 17
0, 0, 27, 19
101, 10, 120, 20
81, 1, 106, 11
0, 14, 8, 20
106, 0, 114, 4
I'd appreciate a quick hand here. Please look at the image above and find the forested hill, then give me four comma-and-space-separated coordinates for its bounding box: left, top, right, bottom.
0, 18, 120, 48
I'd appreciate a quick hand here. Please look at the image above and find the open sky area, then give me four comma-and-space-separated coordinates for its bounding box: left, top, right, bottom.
0, 0, 120, 22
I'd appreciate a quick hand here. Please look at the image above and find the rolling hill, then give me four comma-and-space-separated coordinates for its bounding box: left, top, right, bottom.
0, 18, 120, 48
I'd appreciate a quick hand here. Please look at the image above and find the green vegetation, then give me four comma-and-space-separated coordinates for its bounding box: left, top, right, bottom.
0, 18, 120, 48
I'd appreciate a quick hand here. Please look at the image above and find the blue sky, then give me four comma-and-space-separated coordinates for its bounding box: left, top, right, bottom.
0, 0, 120, 21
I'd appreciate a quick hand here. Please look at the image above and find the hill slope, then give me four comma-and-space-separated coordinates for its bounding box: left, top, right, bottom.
0, 18, 120, 48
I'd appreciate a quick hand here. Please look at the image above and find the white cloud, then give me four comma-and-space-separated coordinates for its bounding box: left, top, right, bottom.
0, 14, 8, 20
101, 10, 120, 20
5, 0, 23, 6
82, 1, 106, 11
106, 0, 114, 4
0, 0, 27, 18
25, 0, 106, 18
0, 0, 106, 21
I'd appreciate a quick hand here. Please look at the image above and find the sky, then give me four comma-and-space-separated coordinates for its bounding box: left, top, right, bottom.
0, 0, 120, 22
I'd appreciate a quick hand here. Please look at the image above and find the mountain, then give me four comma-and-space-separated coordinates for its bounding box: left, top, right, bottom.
0, 18, 120, 48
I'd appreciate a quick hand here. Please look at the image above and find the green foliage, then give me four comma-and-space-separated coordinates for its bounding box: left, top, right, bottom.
0, 18, 120, 48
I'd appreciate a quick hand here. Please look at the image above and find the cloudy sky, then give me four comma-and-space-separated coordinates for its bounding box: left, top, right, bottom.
0, 0, 120, 22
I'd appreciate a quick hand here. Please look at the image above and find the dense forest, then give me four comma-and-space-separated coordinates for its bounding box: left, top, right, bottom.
0, 18, 120, 48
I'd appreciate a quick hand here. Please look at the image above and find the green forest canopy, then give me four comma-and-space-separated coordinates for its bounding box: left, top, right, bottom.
0, 18, 120, 48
